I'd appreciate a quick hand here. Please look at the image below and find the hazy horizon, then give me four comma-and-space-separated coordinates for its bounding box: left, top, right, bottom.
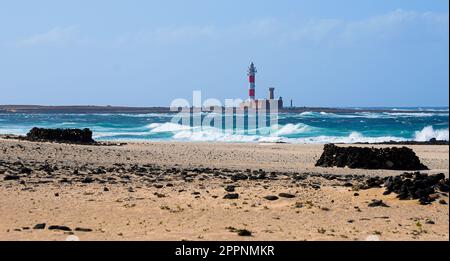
0, 0, 449, 107
1, 104, 450, 109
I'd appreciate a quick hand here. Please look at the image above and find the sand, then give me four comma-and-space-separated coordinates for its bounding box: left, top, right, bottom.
0, 138, 448, 241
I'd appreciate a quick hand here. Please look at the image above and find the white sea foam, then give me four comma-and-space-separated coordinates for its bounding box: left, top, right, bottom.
91, 127, 410, 144
173, 128, 259, 142
273, 123, 311, 136
299, 112, 315, 116
147, 122, 192, 133
288, 132, 406, 144
93, 131, 151, 139
0, 128, 28, 135
298, 111, 447, 119
414, 126, 449, 141
165, 128, 407, 144
92, 113, 174, 118
92, 125, 448, 143
387, 112, 436, 117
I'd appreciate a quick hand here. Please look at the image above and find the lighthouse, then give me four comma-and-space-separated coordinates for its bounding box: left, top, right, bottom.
240, 62, 283, 110
248, 62, 257, 100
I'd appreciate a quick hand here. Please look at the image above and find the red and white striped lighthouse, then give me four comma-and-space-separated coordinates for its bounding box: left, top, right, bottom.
248, 62, 257, 100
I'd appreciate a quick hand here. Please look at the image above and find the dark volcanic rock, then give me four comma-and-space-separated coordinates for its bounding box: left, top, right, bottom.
227, 227, 252, 236
81, 177, 94, 183
223, 193, 239, 199
425, 219, 435, 225
383, 172, 448, 204
225, 185, 236, 192
315, 144, 428, 170
237, 229, 252, 237
4, 175, 20, 181
48, 225, 72, 231
293, 173, 308, 181
33, 223, 46, 229
26, 127, 95, 144
278, 193, 296, 198
365, 177, 384, 188
231, 173, 248, 182
75, 227, 93, 232
368, 199, 390, 208
20, 167, 33, 174
263, 195, 279, 201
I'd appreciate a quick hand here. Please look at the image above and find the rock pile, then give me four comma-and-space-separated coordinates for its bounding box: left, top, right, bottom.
315, 144, 428, 170
26, 127, 95, 144
384, 172, 449, 204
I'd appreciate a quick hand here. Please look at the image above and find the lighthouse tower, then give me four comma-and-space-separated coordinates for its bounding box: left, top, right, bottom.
248, 62, 257, 100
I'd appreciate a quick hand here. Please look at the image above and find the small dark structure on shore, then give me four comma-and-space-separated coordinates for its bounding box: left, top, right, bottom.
26, 127, 95, 144
384, 172, 448, 204
315, 144, 428, 170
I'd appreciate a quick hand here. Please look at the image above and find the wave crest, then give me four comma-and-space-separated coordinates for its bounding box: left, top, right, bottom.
147, 122, 192, 133
414, 126, 449, 141
273, 123, 312, 136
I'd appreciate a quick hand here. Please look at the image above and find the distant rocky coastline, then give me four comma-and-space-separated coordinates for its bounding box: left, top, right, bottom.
353, 138, 449, 145
0, 104, 446, 114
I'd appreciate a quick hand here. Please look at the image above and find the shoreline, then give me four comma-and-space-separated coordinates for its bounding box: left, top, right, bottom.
1, 134, 448, 146
1, 138, 448, 241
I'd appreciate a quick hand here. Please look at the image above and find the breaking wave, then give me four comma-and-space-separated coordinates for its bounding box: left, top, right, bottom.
1, 111, 448, 144
146, 122, 192, 132
272, 123, 312, 136
291, 111, 448, 119
163, 129, 406, 144
288, 132, 406, 144
414, 126, 449, 141
94, 113, 175, 118
0, 128, 28, 135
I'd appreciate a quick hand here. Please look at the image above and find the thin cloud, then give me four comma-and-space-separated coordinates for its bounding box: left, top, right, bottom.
114, 25, 216, 47
18, 26, 80, 47
113, 9, 448, 49
285, 9, 449, 47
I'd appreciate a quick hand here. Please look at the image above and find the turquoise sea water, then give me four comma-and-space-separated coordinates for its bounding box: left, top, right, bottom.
0, 108, 448, 143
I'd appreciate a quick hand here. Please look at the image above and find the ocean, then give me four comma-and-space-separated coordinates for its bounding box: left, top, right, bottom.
0, 107, 448, 143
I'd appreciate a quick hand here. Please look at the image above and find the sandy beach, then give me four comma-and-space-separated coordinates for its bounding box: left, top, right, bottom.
0, 138, 448, 241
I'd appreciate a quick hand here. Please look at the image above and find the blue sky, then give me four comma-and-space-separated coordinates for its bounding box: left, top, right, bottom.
0, 0, 448, 107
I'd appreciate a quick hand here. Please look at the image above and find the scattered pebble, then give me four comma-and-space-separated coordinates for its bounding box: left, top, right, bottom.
425, 219, 435, 225
225, 185, 236, 192
368, 199, 390, 208
223, 193, 239, 199
75, 227, 93, 232
264, 195, 279, 201
278, 193, 295, 198
33, 223, 46, 230
48, 225, 71, 231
